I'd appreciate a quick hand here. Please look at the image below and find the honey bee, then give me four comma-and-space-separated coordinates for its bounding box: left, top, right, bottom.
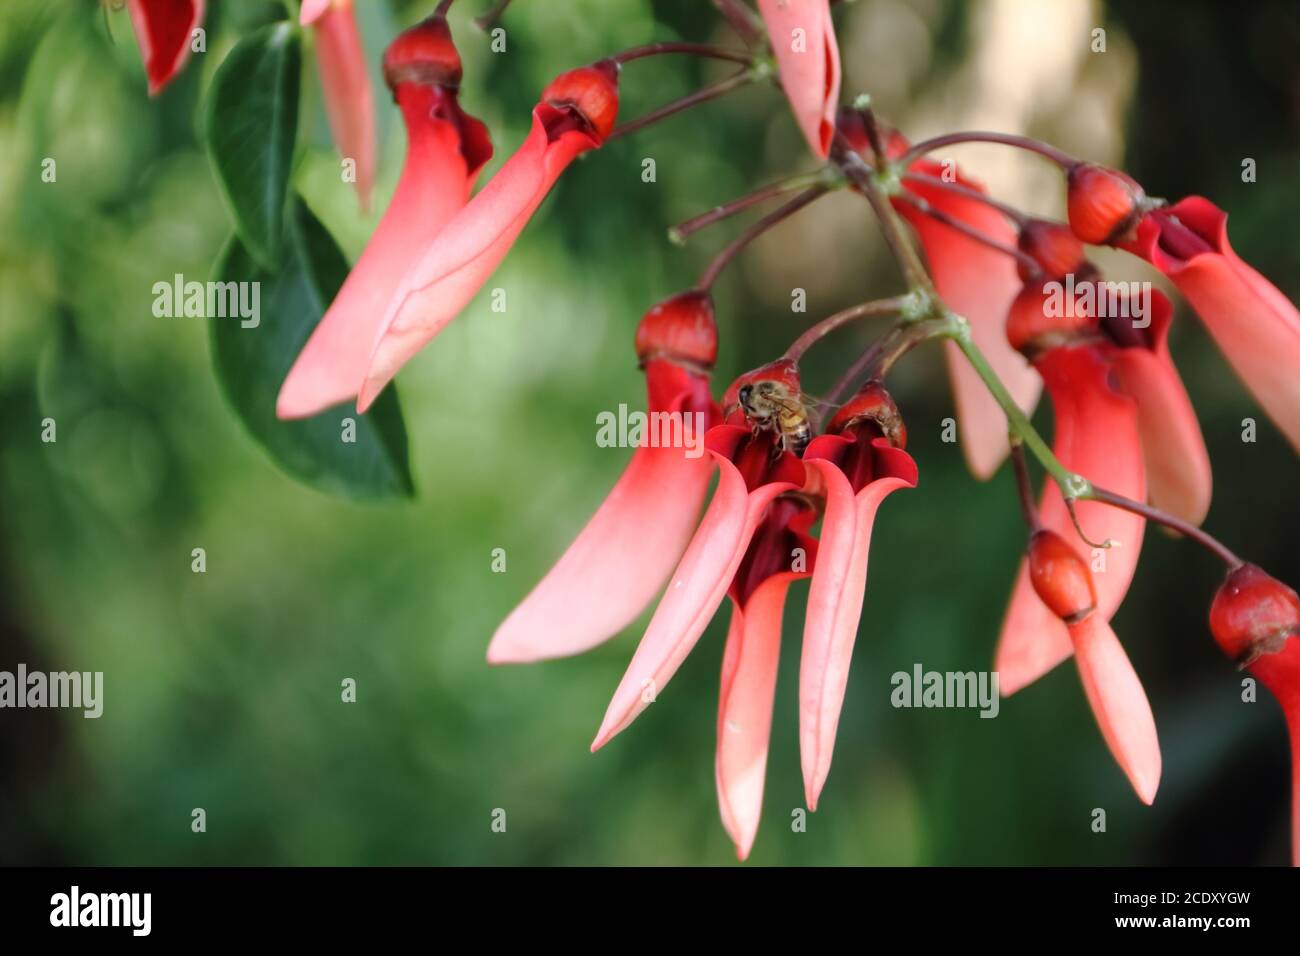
736, 380, 815, 457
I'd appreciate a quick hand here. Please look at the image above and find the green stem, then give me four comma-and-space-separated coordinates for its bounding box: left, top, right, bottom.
944, 321, 1086, 496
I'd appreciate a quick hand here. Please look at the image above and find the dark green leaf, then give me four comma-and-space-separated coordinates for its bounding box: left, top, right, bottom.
211, 198, 415, 500
203, 21, 300, 268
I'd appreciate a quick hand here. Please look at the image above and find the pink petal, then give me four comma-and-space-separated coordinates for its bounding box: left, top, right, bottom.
1109, 289, 1211, 525
1068, 614, 1161, 804
126, 0, 205, 96
799, 438, 916, 809
757, 0, 841, 158
715, 577, 796, 861
357, 115, 604, 413
996, 346, 1146, 695
591, 452, 801, 751
489, 371, 715, 663
299, 0, 332, 25
1126, 196, 1300, 453
277, 85, 483, 418
897, 170, 1040, 479
309, 0, 377, 212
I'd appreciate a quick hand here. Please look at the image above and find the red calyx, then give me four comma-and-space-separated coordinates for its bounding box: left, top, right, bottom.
721, 358, 802, 423
383, 14, 463, 90
1017, 219, 1086, 281
1066, 163, 1148, 246
634, 291, 717, 371
1210, 564, 1300, 667
833, 107, 909, 162
827, 380, 906, 449
541, 60, 620, 142
1004, 275, 1101, 356
1027, 530, 1098, 623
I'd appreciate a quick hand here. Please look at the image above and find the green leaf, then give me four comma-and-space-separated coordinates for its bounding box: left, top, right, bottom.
204, 21, 301, 268
211, 198, 415, 500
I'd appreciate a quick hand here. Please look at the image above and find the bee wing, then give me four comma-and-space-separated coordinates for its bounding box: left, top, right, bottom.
798, 390, 838, 411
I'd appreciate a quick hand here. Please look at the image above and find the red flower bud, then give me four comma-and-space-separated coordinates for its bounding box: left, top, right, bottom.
1004, 276, 1100, 355
541, 61, 620, 143
634, 291, 718, 371
827, 380, 906, 448
1027, 530, 1097, 622
1017, 219, 1085, 281
383, 13, 462, 90
1066, 163, 1148, 246
1210, 564, 1300, 666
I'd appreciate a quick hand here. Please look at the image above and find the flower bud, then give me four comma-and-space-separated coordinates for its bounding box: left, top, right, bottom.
1066, 163, 1148, 246
1017, 220, 1085, 281
827, 380, 906, 448
1210, 564, 1300, 666
1027, 530, 1097, 622
541, 61, 620, 142
383, 14, 462, 90
634, 291, 717, 371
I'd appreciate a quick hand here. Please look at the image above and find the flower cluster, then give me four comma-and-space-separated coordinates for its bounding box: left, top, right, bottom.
126, 0, 1300, 861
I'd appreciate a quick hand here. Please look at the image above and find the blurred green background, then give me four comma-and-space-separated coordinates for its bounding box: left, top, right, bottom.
2, 0, 1298, 865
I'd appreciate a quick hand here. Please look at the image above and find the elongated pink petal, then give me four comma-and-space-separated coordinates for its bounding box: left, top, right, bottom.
489, 372, 715, 663
308, 0, 376, 212
1068, 614, 1161, 804
126, 0, 205, 96
716, 577, 796, 861
897, 172, 1040, 479
757, 0, 841, 158
800, 438, 916, 809
1125, 196, 1300, 453
591, 451, 801, 751
996, 346, 1145, 695
1109, 289, 1211, 525
277, 85, 484, 418
358, 74, 616, 412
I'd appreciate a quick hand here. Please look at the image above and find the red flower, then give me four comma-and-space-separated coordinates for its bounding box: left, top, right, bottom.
588, 364, 914, 857
1210, 564, 1300, 863
355, 61, 621, 412
1123, 196, 1300, 454
301, 0, 377, 212
757, 0, 842, 159
278, 12, 491, 419
996, 288, 1147, 695
488, 292, 720, 663
1028, 530, 1161, 803
125, 0, 205, 96
799, 384, 916, 808
591, 360, 808, 754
